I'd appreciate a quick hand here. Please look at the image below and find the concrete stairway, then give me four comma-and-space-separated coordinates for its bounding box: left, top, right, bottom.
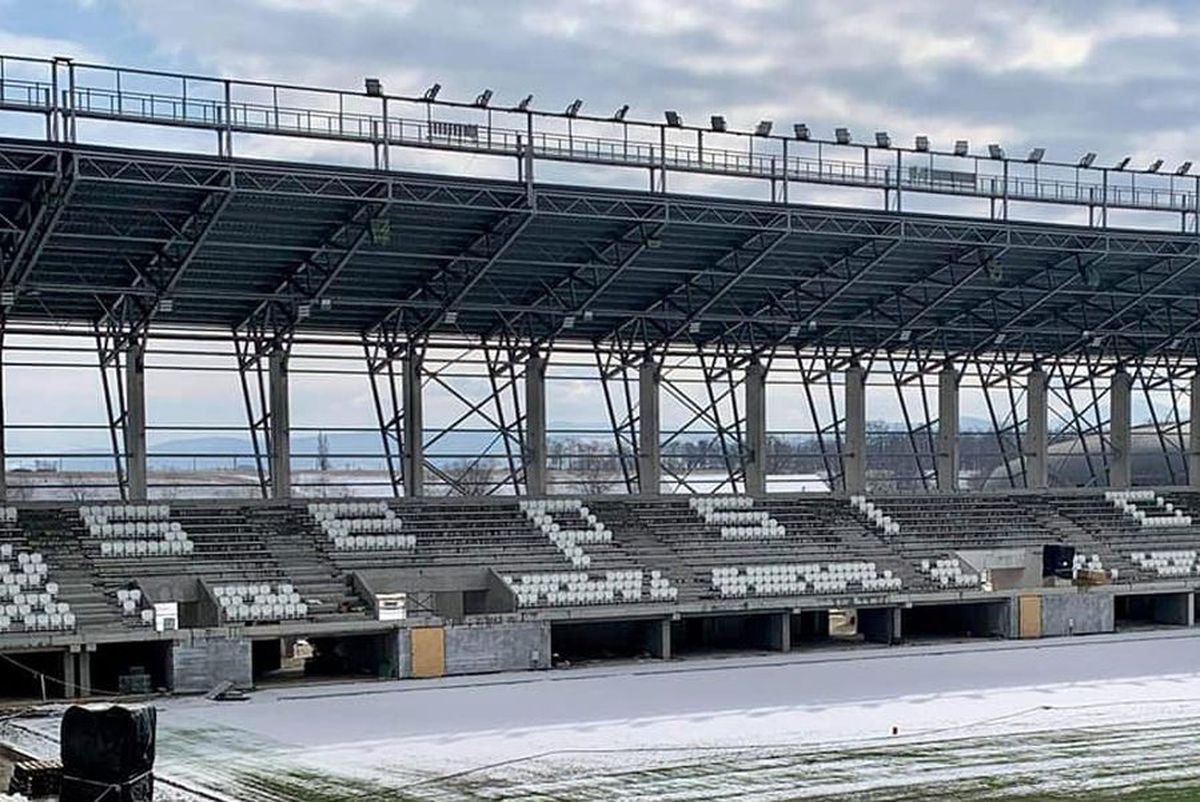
253, 507, 369, 621
20, 508, 125, 630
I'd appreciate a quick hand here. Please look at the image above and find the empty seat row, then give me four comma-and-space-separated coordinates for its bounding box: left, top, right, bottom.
688, 496, 754, 513
308, 501, 392, 520
100, 540, 195, 558
504, 568, 676, 607
330, 534, 415, 551
213, 582, 309, 622
710, 562, 902, 598
520, 498, 612, 569
80, 504, 171, 524
917, 558, 981, 588
848, 496, 901, 536
87, 521, 185, 538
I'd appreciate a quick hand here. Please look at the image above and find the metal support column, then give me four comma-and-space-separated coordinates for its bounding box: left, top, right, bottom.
402, 343, 424, 497
1191, 373, 1200, 488
744, 360, 768, 496
124, 339, 147, 501
937, 364, 959, 491
638, 359, 661, 495
844, 364, 867, 494
525, 353, 547, 496
1110, 368, 1132, 488
0, 326, 6, 501
268, 349, 291, 498
1025, 367, 1048, 489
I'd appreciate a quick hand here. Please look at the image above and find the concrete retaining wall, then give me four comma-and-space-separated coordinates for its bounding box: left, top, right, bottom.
1041, 593, 1114, 637
170, 635, 251, 693
443, 621, 550, 675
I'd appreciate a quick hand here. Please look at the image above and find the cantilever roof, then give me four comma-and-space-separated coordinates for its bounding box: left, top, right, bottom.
2, 137, 1199, 358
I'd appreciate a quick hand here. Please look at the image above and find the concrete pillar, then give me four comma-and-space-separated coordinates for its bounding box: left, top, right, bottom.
402, 344, 424, 497
268, 349, 291, 498
644, 618, 671, 659
744, 360, 768, 496
766, 611, 791, 652
1110, 368, 1132, 488
63, 650, 77, 698
125, 340, 147, 501
936, 365, 959, 491
844, 364, 867, 494
77, 648, 92, 697
1190, 374, 1200, 488
638, 360, 661, 495
1025, 367, 1048, 489
525, 354, 547, 496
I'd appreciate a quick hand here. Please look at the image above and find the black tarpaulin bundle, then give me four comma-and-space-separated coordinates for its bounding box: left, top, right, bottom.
59, 703, 156, 802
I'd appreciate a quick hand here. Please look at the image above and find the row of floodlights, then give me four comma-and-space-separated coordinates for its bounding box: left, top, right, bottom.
362, 78, 1194, 174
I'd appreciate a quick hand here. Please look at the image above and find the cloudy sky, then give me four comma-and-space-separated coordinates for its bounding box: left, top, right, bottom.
0, 0, 1187, 462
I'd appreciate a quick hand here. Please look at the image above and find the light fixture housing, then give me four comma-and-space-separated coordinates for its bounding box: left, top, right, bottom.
988, 143, 1004, 160
1147, 158, 1163, 173
1178, 161, 1193, 176
423, 83, 441, 102
793, 123, 810, 141
565, 99, 583, 117
754, 120, 773, 137
157, 297, 173, 314
834, 127, 851, 145
613, 104, 629, 121
516, 94, 533, 111
443, 310, 459, 325
1078, 152, 1096, 168
364, 78, 383, 97
688, 321, 702, 334
664, 110, 682, 127
953, 140, 969, 157
474, 89, 493, 108
914, 135, 929, 152
1027, 147, 1045, 163
1114, 156, 1130, 170
296, 302, 312, 320
875, 131, 891, 148
710, 115, 727, 132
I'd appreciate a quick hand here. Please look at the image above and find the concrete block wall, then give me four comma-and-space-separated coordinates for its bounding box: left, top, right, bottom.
443, 621, 550, 675
1041, 593, 1114, 637
170, 634, 252, 693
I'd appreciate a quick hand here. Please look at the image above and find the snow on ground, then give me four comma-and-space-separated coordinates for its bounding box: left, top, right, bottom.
7, 632, 1200, 800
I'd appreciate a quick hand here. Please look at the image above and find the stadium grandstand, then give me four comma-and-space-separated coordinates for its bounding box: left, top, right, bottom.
0, 54, 1199, 696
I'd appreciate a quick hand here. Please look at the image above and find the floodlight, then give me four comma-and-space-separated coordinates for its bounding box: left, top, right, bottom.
645, 236, 662, 249
1178, 161, 1193, 176
664, 110, 682, 127
1114, 156, 1130, 170
516, 94, 533, 111
613, 104, 630, 121
787, 324, 801, 338
319, 297, 333, 311
1090, 334, 1105, 348
1081, 262, 1101, 289
562, 315, 576, 330
157, 297, 173, 314
835, 127, 851, 145
754, 120, 773, 137
370, 217, 391, 246
793, 123, 810, 140
875, 131, 891, 148
1147, 158, 1163, 173
994, 332, 1006, 345
1027, 147, 1045, 163
364, 78, 383, 97
1078, 152, 1096, 168
898, 329, 911, 343
423, 83, 441, 102
954, 140, 969, 157
987, 144, 1004, 160
582, 310, 594, 321
296, 302, 312, 320
914, 135, 930, 152
565, 99, 583, 117
710, 115, 727, 132
474, 89, 493, 108
688, 321, 702, 334
0, 288, 15, 307
443, 310, 459, 325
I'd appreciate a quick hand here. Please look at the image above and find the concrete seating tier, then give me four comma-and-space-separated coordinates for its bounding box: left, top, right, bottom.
307, 501, 413, 551
1045, 494, 1200, 582
504, 569, 675, 608
711, 562, 901, 599
916, 557, 981, 589
1106, 490, 1193, 527
212, 581, 308, 623
0, 510, 75, 634
688, 496, 786, 540
520, 498, 617, 568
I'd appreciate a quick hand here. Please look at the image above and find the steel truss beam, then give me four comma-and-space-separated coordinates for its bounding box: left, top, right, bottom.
2, 152, 77, 293
94, 322, 135, 499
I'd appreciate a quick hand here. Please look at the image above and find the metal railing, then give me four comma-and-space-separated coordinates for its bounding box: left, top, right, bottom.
1, 54, 1199, 225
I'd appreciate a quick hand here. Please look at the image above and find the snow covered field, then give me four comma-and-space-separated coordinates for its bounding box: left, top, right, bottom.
7, 632, 1200, 800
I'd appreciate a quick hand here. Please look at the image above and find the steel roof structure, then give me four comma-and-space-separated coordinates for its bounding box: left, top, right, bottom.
0, 55, 1197, 501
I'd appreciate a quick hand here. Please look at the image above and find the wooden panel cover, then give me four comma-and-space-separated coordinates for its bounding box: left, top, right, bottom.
410, 626, 446, 678
1018, 595, 1042, 639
